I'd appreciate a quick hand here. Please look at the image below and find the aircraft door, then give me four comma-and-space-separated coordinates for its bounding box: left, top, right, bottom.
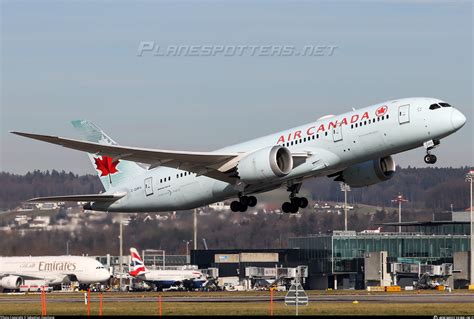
144, 177, 154, 196
398, 104, 410, 124
332, 124, 343, 142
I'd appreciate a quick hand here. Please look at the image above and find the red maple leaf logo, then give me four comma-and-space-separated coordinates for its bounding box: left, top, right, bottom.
94, 156, 119, 183
375, 105, 388, 117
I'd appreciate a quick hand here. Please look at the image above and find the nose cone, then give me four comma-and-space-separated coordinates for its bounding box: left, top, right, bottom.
99, 270, 111, 282
451, 109, 466, 130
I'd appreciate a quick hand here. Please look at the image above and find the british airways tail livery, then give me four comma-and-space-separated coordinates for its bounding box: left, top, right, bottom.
12, 97, 466, 214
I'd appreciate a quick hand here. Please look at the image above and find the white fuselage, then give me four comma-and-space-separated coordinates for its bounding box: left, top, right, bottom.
0, 256, 110, 285
91, 97, 465, 212
138, 269, 203, 286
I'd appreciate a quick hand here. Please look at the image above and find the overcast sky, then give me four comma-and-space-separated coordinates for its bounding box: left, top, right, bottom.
1, 0, 472, 175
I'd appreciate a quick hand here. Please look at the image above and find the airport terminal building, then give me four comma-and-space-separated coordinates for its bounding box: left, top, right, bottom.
191, 212, 472, 290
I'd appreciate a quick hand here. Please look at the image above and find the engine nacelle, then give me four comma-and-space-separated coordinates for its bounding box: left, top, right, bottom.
237, 146, 293, 184
336, 156, 396, 188
1, 275, 23, 290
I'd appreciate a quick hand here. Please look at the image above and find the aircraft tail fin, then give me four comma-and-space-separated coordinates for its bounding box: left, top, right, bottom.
71, 120, 146, 191
129, 248, 148, 277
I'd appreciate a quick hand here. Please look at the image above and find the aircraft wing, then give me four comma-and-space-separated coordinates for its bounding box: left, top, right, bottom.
0, 273, 66, 284
11, 131, 240, 182
27, 193, 127, 203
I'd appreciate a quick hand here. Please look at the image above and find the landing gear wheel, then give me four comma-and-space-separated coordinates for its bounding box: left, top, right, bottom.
424, 154, 437, 164
290, 204, 299, 214
291, 197, 302, 207
230, 201, 241, 212
290, 197, 309, 208
282, 202, 299, 214
238, 203, 248, 212
247, 196, 257, 207
239, 196, 250, 206
282, 202, 293, 213
230, 201, 248, 212
299, 197, 309, 208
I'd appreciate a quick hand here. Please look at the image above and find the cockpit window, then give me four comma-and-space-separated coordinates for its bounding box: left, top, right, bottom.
429, 104, 441, 110
439, 102, 451, 107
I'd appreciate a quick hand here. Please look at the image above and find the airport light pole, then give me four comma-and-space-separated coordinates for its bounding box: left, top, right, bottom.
340, 183, 351, 231
183, 240, 192, 264
194, 209, 197, 250
466, 170, 474, 285
392, 194, 408, 233
119, 217, 123, 291
66, 240, 70, 255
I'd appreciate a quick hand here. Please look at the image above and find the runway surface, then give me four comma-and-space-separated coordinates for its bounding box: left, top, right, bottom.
0, 293, 473, 304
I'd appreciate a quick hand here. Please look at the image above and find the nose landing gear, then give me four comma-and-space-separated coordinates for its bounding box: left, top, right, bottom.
424, 154, 437, 164
281, 183, 309, 214
423, 140, 440, 165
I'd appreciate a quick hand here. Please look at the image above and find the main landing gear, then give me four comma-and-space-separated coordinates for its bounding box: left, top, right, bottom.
423, 140, 440, 165
281, 183, 309, 214
230, 195, 257, 212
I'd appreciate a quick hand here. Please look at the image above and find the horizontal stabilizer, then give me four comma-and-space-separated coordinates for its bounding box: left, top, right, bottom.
27, 193, 126, 203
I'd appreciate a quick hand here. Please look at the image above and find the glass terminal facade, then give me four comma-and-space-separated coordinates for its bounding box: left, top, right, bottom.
289, 233, 470, 274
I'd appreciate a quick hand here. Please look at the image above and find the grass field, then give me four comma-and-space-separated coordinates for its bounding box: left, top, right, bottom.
1, 291, 473, 316
2, 301, 474, 316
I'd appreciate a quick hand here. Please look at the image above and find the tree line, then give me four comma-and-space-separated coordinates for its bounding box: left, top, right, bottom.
0, 167, 472, 211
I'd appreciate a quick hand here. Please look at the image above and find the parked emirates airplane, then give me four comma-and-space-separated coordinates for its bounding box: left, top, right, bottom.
12, 97, 466, 213
0, 255, 110, 291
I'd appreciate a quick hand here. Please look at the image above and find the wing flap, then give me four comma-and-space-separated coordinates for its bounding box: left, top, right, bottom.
28, 193, 126, 203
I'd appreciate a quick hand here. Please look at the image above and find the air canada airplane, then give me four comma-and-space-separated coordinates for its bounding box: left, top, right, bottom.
12, 97, 466, 213
0, 255, 110, 290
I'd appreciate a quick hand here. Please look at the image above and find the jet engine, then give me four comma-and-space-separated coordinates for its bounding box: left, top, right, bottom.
335, 156, 396, 188
1, 275, 23, 290
237, 146, 293, 184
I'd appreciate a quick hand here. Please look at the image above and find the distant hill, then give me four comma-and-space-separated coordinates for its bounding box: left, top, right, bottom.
0, 170, 102, 210
0, 167, 472, 211
305, 166, 472, 211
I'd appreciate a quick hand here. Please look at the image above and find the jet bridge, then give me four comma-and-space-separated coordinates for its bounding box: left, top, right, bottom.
245, 266, 308, 290
391, 262, 453, 289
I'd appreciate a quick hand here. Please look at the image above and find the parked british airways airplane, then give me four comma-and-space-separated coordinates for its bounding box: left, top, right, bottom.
12, 97, 466, 213
129, 248, 205, 290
